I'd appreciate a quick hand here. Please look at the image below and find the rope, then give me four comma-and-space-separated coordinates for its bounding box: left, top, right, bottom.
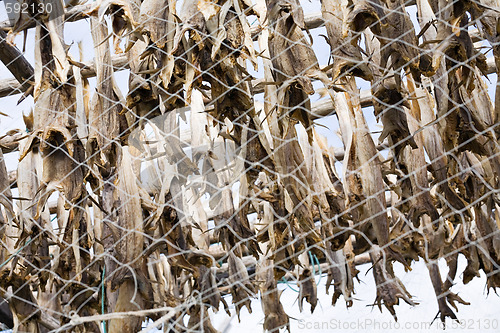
279, 277, 299, 293
313, 253, 322, 285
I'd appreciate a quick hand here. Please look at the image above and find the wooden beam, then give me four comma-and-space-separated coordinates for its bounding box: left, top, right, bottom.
0, 4, 491, 99
0, 53, 495, 103
0, 77, 25, 97
0, 96, 339, 155
215, 252, 372, 279
0, 3, 93, 31
0, 54, 128, 98
0, 30, 34, 94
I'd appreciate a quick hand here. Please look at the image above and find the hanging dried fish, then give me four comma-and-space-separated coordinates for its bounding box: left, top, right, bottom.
0, 149, 14, 223
406, 75, 468, 216
187, 304, 219, 333
89, 0, 140, 53
257, 256, 290, 332
277, 126, 323, 254
303, 129, 350, 250
194, 265, 223, 312
428, 262, 469, 325
18, 0, 85, 219
1, 0, 499, 326
1, 275, 42, 332
126, 0, 185, 120
298, 267, 317, 313
87, 15, 122, 179
349, 0, 430, 78
364, 29, 417, 155
324, 246, 357, 307
334, 78, 408, 266
473, 0, 500, 127
108, 146, 147, 333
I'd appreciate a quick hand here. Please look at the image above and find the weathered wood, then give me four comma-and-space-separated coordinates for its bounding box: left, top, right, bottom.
215, 252, 372, 278
0, 92, 356, 156
0, 3, 93, 31
0, 131, 27, 153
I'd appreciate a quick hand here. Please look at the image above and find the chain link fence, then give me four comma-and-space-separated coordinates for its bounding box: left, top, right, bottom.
0, 0, 498, 331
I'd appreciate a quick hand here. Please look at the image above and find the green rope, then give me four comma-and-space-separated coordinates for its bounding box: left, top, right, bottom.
277, 251, 324, 293
101, 267, 106, 333
0, 236, 33, 271
308, 251, 323, 285
308, 251, 315, 276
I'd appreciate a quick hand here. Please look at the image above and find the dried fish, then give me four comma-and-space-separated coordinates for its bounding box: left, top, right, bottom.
89, 0, 140, 53
334, 78, 408, 266
473, 0, 500, 128
298, 267, 318, 313
349, 0, 430, 77
364, 29, 417, 154
187, 305, 219, 333
1, 0, 499, 327
88, 16, 122, 178
325, 247, 356, 307
0, 148, 15, 229
108, 146, 146, 333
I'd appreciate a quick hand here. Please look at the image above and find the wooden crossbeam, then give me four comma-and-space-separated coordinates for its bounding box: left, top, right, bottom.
0, 56, 496, 156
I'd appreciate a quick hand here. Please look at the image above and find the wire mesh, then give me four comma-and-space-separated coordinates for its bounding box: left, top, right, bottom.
0, 0, 499, 331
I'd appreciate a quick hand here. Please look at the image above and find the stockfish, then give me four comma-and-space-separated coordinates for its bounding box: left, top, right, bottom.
332, 77, 407, 266
107, 147, 146, 333
428, 262, 469, 324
